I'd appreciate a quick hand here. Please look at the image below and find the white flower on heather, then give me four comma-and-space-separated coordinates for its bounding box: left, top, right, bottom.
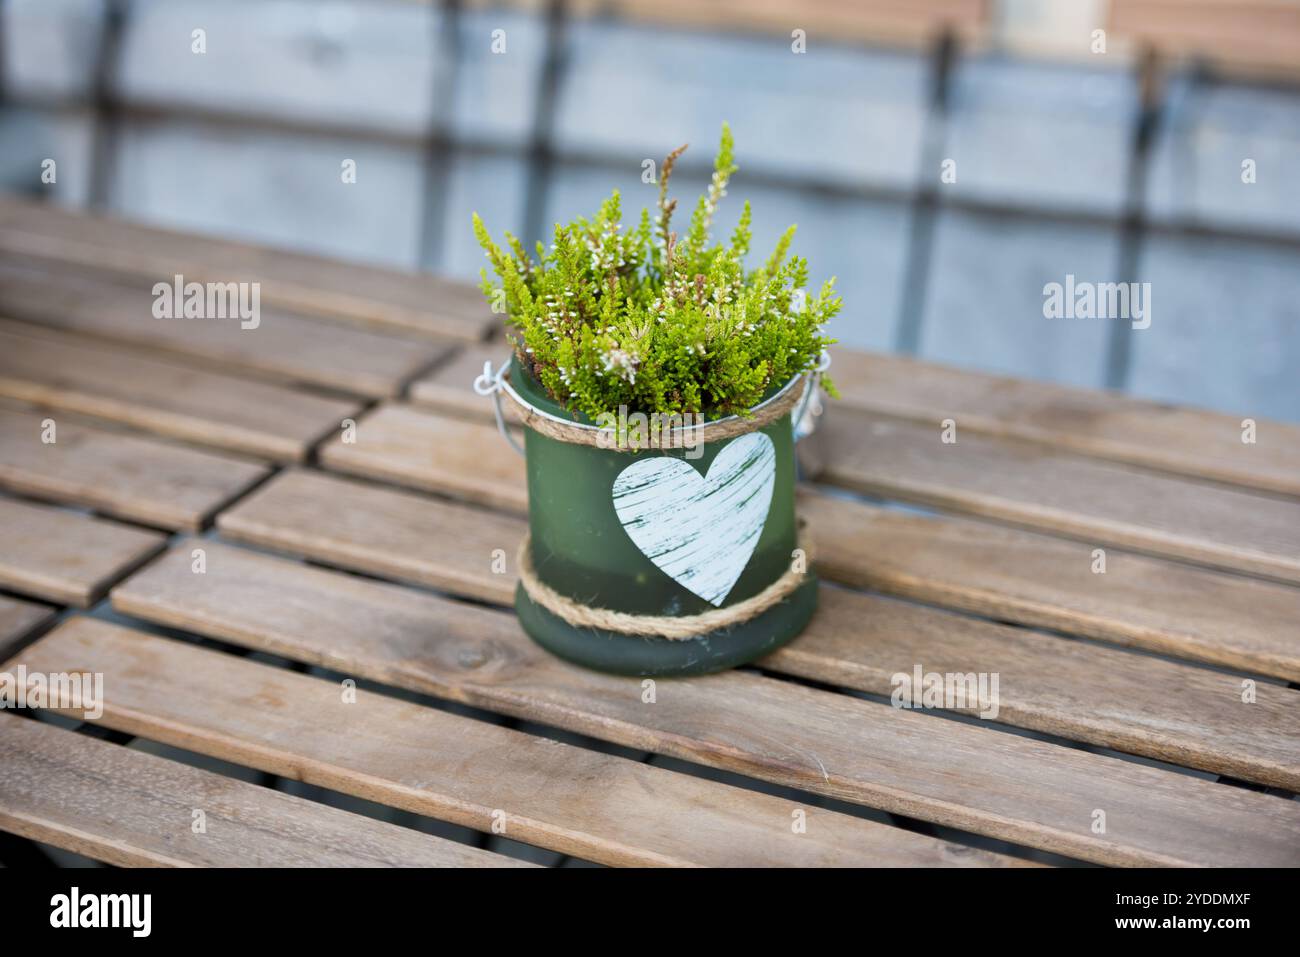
601, 346, 639, 385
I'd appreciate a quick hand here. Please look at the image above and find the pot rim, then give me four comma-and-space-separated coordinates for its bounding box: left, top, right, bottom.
499, 354, 808, 439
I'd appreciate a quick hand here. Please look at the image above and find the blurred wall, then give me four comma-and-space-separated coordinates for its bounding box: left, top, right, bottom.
1, 0, 1297, 421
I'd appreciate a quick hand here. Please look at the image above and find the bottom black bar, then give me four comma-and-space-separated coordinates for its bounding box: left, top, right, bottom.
0, 865, 1288, 941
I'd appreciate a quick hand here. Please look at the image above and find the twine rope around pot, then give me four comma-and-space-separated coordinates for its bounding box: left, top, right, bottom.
490, 365, 807, 450
516, 529, 813, 639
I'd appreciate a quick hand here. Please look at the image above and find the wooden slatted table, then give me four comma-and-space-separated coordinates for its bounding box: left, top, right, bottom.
0, 198, 1297, 868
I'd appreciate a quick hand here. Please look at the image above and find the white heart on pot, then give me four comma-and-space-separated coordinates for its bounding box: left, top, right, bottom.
611, 431, 776, 607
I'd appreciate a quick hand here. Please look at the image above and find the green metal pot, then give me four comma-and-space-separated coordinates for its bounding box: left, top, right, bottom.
505, 355, 817, 677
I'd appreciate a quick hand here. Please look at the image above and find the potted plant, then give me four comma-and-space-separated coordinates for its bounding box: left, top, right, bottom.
473, 124, 840, 676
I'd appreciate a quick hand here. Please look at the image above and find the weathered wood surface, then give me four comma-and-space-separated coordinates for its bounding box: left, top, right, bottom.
218, 469, 523, 604
0, 319, 359, 461
800, 490, 1300, 683
768, 586, 1300, 790
105, 540, 1300, 866
819, 410, 1300, 585
0, 404, 270, 530
115, 539, 1300, 790
6, 205, 1297, 869
0, 256, 456, 398
828, 350, 1300, 498
0, 195, 495, 342
320, 403, 526, 513
14, 619, 1024, 868
0, 715, 528, 868
0, 595, 56, 659
0, 497, 165, 606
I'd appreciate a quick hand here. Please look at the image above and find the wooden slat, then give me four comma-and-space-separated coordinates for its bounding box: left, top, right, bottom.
13, 619, 1023, 868
828, 350, 1300, 498
819, 410, 1300, 585
296, 403, 1300, 681
320, 403, 527, 513
219, 469, 522, 605
0, 497, 165, 606
800, 490, 1300, 683
0, 404, 270, 530
0, 596, 56, 659
0, 255, 456, 398
0, 319, 359, 462
0, 715, 526, 868
94, 555, 1300, 866
769, 587, 1300, 790
115, 540, 1300, 790
0, 195, 494, 342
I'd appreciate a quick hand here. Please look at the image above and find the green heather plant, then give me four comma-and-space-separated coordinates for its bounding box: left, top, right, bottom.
473, 124, 840, 420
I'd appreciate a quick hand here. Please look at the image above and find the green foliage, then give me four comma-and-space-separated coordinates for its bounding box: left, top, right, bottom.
473, 124, 840, 419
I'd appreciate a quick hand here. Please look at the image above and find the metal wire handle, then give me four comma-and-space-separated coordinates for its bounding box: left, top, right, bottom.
473, 351, 831, 455
791, 350, 832, 442
472, 358, 525, 457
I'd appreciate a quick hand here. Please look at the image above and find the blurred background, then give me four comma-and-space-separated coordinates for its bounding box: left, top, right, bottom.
0, 0, 1296, 420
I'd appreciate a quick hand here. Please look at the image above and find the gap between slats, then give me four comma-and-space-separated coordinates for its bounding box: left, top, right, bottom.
0, 714, 529, 868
